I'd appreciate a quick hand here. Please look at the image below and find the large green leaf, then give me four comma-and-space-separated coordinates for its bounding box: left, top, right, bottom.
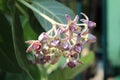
49, 52, 94, 80
18, 0, 75, 31
11, 3, 41, 80
32, 0, 75, 31
0, 12, 22, 73
5, 72, 31, 80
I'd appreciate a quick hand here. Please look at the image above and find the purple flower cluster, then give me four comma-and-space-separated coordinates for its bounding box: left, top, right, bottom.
25, 13, 96, 68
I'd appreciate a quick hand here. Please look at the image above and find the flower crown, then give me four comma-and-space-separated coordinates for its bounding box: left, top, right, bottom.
25, 13, 96, 68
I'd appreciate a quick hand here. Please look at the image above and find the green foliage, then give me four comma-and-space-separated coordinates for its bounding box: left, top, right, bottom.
0, 0, 9, 12
0, 12, 21, 73
5, 72, 31, 80
0, 0, 95, 80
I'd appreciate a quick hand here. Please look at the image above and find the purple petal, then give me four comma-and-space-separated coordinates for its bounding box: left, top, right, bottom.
63, 42, 69, 50
26, 41, 41, 52
51, 39, 60, 46
67, 61, 76, 68
88, 21, 96, 28
74, 43, 82, 52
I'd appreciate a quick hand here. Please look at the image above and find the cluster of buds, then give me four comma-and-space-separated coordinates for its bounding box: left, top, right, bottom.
25, 13, 96, 68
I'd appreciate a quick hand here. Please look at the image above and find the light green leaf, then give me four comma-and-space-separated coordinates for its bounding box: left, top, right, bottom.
32, 0, 75, 31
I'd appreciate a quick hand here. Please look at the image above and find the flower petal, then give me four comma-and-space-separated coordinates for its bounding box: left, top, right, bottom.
38, 32, 48, 43
87, 33, 96, 42
26, 41, 41, 52
67, 61, 76, 68
76, 33, 81, 43
84, 33, 96, 44
73, 15, 79, 23
88, 21, 96, 28
74, 43, 82, 52
51, 39, 60, 46
62, 42, 69, 50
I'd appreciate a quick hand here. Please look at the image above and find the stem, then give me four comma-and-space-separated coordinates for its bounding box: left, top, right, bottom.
37, 65, 48, 80
77, 23, 88, 34
47, 24, 56, 37
80, 12, 89, 21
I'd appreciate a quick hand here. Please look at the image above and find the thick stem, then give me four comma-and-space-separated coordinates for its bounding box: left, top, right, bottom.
37, 65, 48, 80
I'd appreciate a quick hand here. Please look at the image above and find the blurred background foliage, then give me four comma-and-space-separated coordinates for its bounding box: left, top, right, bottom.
0, 0, 120, 80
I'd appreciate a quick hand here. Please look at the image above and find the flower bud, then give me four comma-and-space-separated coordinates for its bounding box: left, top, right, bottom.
74, 43, 82, 53
88, 21, 96, 28
67, 61, 76, 68
50, 39, 60, 47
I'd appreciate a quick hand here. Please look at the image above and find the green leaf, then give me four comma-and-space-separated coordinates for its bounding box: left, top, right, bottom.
0, 0, 9, 13
49, 52, 94, 80
11, 3, 41, 80
32, 0, 75, 31
28, 11, 45, 35
0, 12, 22, 73
21, 16, 38, 40
5, 72, 31, 80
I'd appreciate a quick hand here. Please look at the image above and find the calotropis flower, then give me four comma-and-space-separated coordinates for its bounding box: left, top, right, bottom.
25, 13, 96, 68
